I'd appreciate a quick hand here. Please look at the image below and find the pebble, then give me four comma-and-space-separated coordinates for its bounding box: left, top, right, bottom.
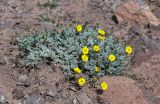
12, 88, 24, 100
0, 92, 7, 104
46, 87, 58, 98
77, 92, 92, 104
0, 57, 7, 65
16, 75, 31, 87
22, 95, 44, 104
21, 89, 44, 104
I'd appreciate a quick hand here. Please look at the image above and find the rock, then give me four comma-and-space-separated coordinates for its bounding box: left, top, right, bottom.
72, 98, 78, 104
16, 75, 31, 87
22, 89, 44, 104
132, 54, 160, 99
50, 64, 60, 72
12, 88, 25, 100
46, 86, 58, 98
0, 20, 12, 30
100, 76, 148, 104
22, 95, 44, 104
14, 21, 28, 30
18, 75, 28, 82
0, 92, 7, 104
81, 87, 97, 101
129, 25, 146, 35
142, 35, 160, 51
115, 1, 160, 26
55, 79, 66, 92
0, 57, 7, 65
77, 92, 92, 104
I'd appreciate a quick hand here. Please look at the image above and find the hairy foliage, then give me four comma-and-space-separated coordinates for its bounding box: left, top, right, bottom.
17, 24, 131, 82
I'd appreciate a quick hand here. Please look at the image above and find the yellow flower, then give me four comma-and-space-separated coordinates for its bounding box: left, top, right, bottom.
82, 55, 88, 62
125, 46, 133, 54
98, 29, 105, 35
94, 77, 98, 80
73, 67, 82, 74
95, 67, 100, 72
93, 45, 100, 52
108, 54, 116, 62
100, 82, 108, 90
78, 77, 86, 86
76, 25, 83, 32
98, 35, 105, 40
82, 46, 89, 54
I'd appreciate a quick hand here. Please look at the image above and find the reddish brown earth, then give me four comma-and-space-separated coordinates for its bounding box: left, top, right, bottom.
0, 0, 160, 104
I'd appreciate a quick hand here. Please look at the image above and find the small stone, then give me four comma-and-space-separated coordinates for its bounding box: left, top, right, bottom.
17, 10, 23, 14
0, 21, 5, 25
0, 92, 7, 104
16, 75, 31, 87
47, 87, 58, 98
147, 23, 159, 29
22, 89, 44, 104
55, 79, 66, 92
77, 92, 92, 104
12, 88, 24, 100
15, 13, 22, 18
0, 20, 12, 29
23, 95, 44, 104
129, 25, 145, 35
69, 86, 78, 92
0, 57, 7, 65
19, 75, 28, 81
14, 22, 28, 29
73, 98, 78, 104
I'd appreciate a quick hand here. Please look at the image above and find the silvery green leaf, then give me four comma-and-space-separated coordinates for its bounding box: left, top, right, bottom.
17, 24, 130, 77
88, 38, 94, 45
